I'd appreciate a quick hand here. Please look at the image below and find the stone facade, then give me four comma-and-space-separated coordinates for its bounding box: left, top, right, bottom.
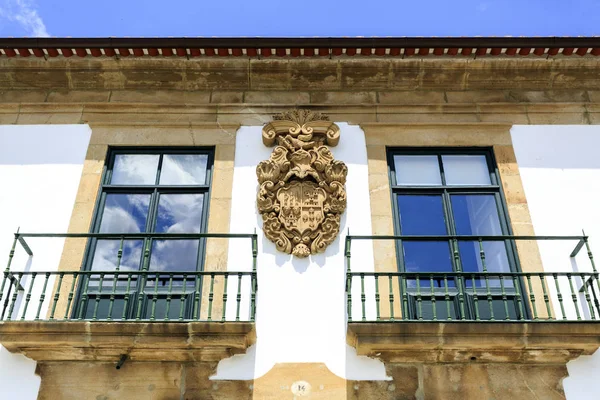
1, 47, 600, 399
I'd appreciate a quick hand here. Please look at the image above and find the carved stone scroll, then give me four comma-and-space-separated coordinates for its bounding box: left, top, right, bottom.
257, 109, 347, 258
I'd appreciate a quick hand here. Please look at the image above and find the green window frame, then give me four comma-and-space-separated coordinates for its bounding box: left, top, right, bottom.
387, 147, 529, 320
75, 147, 214, 320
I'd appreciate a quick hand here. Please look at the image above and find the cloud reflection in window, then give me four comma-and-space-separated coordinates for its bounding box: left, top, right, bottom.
155, 194, 204, 233
160, 154, 208, 185
150, 193, 204, 273
150, 240, 200, 273
99, 194, 150, 233
111, 154, 159, 185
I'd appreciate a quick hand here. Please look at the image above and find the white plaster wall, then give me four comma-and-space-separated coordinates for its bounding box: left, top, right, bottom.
0, 125, 92, 399
214, 123, 388, 380
511, 125, 600, 400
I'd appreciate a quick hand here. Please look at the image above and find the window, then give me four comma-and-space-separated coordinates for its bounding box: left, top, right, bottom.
77, 148, 213, 320
388, 148, 526, 320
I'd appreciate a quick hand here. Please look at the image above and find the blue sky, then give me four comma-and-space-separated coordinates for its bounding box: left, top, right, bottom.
0, 0, 599, 38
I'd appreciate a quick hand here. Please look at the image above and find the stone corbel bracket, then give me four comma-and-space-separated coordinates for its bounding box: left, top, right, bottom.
257, 109, 347, 258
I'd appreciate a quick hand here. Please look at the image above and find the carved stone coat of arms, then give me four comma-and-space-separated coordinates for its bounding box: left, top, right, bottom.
256, 109, 348, 257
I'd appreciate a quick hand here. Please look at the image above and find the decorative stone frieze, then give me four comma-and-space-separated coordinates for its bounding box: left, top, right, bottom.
257, 109, 347, 257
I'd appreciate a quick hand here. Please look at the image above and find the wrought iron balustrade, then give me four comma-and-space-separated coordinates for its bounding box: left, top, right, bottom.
0, 232, 257, 322
345, 234, 600, 322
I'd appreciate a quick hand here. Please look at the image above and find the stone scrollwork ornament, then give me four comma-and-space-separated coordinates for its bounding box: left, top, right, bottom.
257, 109, 348, 258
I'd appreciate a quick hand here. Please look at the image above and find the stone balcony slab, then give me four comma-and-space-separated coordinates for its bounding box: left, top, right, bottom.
0, 321, 255, 363
348, 322, 600, 364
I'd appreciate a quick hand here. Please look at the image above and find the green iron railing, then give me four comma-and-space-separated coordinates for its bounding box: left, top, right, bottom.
0, 232, 258, 322
345, 234, 600, 322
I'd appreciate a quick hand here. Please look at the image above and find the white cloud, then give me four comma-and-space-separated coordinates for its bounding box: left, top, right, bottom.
0, 0, 50, 37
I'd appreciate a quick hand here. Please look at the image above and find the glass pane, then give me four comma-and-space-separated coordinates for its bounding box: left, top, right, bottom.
411, 296, 458, 320
403, 242, 453, 273
149, 240, 199, 272
394, 155, 442, 186
111, 154, 159, 185
407, 275, 458, 289
460, 241, 510, 273
90, 240, 144, 272
442, 155, 491, 185
460, 241, 512, 288
99, 194, 150, 233
83, 296, 126, 320
143, 295, 192, 320
398, 195, 447, 235
451, 195, 502, 235
89, 239, 143, 288
160, 154, 208, 185
471, 296, 520, 320
155, 194, 204, 233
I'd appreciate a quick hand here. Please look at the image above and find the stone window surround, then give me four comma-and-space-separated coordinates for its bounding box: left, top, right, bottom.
362, 122, 549, 319
52, 122, 238, 320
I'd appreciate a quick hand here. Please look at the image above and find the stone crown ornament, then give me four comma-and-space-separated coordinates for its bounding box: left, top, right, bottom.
257, 109, 348, 258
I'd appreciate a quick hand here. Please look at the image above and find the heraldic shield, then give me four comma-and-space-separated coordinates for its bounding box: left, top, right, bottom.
278, 181, 326, 234
256, 109, 348, 258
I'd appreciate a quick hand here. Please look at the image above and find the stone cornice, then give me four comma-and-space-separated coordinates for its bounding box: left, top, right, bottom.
1, 58, 600, 93
0, 321, 255, 363
348, 322, 600, 364
0, 103, 597, 126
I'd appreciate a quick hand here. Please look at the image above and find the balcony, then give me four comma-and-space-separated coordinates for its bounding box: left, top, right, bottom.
0, 232, 257, 364
345, 234, 600, 364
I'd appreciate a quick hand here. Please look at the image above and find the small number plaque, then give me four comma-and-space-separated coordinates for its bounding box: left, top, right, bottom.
291, 380, 311, 396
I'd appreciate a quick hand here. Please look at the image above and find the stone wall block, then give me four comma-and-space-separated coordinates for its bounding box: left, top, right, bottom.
185, 362, 251, 399
290, 60, 341, 90
109, 90, 211, 104
500, 174, 528, 205
311, 91, 377, 104
68, 69, 126, 90
352, 364, 419, 400
12, 69, 69, 89
378, 90, 446, 104
250, 60, 291, 90
446, 90, 509, 103
16, 112, 83, 124
552, 65, 600, 90
421, 65, 467, 91
365, 144, 388, 173
214, 144, 236, 171
0, 109, 19, 124
588, 90, 600, 103
244, 91, 310, 104
37, 362, 183, 400
377, 112, 480, 124
388, 61, 422, 90
47, 90, 111, 103
342, 59, 391, 90
120, 69, 185, 90
466, 61, 552, 90
75, 174, 102, 204
211, 91, 244, 103
187, 70, 249, 91
83, 111, 217, 125
89, 126, 196, 145
0, 90, 48, 103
